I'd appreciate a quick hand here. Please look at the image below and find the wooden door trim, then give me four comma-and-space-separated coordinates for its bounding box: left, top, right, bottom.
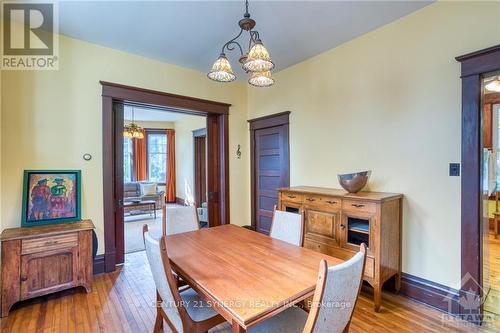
456, 44, 500, 320
101, 82, 230, 272
248, 112, 291, 230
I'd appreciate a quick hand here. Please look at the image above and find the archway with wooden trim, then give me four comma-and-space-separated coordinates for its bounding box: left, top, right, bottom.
101, 81, 230, 272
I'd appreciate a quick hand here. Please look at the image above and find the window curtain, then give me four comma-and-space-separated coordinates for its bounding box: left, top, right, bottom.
133, 130, 147, 181
166, 129, 176, 202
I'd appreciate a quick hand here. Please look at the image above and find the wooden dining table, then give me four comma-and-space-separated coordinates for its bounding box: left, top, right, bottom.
165, 224, 345, 332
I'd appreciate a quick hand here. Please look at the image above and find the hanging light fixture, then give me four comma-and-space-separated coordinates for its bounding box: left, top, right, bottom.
485, 76, 500, 93
123, 107, 144, 139
207, 0, 275, 87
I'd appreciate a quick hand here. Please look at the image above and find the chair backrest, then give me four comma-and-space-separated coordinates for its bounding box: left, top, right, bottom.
163, 205, 200, 236
269, 207, 304, 246
303, 244, 367, 333
143, 225, 188, 333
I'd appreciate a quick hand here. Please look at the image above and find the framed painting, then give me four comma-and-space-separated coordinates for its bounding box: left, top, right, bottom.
21, 170, 82, 227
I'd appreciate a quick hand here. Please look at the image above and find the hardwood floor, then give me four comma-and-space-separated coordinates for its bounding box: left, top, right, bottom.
485, 234, 500, 316
1, 251, 498, 333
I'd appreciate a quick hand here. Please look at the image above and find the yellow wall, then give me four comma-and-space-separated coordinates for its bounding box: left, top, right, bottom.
247, 1, 500, 288
174, 116, 207, 202
1, 34, 250, 255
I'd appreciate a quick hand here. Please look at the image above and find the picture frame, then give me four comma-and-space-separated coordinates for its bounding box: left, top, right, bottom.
21, 170, 82, 227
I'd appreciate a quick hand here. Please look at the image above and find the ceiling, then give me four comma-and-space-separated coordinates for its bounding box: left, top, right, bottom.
59, 1, 432, 77
124, 105, 199, 122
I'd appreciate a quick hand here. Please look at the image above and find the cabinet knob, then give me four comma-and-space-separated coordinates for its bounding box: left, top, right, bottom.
340, 224, 346, 230
20, 275, 28, 282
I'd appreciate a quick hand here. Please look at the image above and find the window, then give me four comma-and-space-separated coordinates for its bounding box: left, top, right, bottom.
147, 132, 167, 183
124, 138, 134, 182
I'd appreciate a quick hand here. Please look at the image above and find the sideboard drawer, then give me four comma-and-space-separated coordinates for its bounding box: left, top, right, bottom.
303, 194, 341, 209
280, 192, 302, 204
342, 199, 376, 214
22, 233, 79, 255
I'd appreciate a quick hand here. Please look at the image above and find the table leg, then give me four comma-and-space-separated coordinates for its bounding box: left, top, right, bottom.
232, 320, 247, 333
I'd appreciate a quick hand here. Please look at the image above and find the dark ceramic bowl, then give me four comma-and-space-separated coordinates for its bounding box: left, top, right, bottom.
338, 171, 372, 193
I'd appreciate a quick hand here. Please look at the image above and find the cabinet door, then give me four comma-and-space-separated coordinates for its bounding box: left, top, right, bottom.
20, 247, 78, 300
340, 211, 375, 255
305, 209, 340, 247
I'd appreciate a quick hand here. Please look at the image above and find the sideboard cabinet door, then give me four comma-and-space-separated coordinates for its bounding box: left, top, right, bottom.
20, 247, 78, 300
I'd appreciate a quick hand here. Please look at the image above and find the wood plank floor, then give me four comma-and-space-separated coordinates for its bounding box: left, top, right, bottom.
1, 251, 498, 333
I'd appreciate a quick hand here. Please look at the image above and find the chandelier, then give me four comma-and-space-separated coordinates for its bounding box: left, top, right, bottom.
123, 107, 144, 139
207, 0, 275, 87
485, 76, 500, 93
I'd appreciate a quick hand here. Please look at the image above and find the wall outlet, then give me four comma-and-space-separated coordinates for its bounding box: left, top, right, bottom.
449, 163, 460, 176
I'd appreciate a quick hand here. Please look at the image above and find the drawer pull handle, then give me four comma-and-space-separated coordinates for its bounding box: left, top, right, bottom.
287, 195, 296, 199
306, 198, 316, 202
340, 224, 346, 230
326, 200, 337, 204
44, 240, 58, 246
352, 204, 365, 208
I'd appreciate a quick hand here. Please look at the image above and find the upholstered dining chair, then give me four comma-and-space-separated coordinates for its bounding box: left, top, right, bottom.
269, 205, 305, 246
221, 244, 367, 333
163, 205, 200, 236
142, 225, 225, 333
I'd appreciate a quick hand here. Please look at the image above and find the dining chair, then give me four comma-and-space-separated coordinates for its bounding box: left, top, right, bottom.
142, 225, 225, 333
269, 205, 304, 246
236, 244, 367, 333
163, 205, 200, 236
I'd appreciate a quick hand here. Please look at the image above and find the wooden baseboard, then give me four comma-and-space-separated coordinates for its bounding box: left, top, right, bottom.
93, 255, 105, 275
400, 273, 460, 315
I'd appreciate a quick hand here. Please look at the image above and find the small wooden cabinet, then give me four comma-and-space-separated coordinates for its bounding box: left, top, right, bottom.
1, 220, 94, 317
278, 186, 402, 312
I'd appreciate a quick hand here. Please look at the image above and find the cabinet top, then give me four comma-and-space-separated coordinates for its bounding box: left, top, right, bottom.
1, 220, 95, 241
278, 186, 403, 202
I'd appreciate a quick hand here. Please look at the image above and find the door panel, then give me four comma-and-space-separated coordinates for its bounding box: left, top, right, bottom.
20, 247, 78, 300
114, 102, 125, 265
305, 209, 340, 248
253, 124, 289, 234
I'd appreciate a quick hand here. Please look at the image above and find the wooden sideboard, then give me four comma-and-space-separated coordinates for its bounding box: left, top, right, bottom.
1, 220, 95, 317
278, 186, 403, 312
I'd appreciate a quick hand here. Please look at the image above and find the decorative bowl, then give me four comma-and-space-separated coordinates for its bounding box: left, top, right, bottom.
338, 171, 371, 193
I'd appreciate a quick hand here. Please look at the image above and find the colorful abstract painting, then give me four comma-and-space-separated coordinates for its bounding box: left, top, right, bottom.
22, 170, 81, 227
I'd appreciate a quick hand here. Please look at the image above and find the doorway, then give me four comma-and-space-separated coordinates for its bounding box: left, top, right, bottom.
101, 82, 230, 272
249, 112, 290, 234
456, 44, 500, 323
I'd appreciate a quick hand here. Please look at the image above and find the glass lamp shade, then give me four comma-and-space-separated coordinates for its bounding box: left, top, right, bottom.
248, 70, 274, 87
123, 123, 144, 139
207, 54, 236, 82
243, 41, 275, 72
486, 79, 500, 92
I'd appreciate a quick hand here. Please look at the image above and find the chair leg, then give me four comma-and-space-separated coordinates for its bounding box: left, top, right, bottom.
153, 311, 163, 333
342, 322, 351, 333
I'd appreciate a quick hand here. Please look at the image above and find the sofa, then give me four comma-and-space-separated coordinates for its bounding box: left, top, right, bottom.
124, 182, 165, 213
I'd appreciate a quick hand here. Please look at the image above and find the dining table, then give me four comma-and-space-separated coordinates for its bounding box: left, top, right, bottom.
165, 224, 345, 333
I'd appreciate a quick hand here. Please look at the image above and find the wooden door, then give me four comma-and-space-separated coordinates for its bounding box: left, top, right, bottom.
114, 102, 125, 265
250, 113, 290, 234
20, 247, 78, 300
193, 128, 207, 208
